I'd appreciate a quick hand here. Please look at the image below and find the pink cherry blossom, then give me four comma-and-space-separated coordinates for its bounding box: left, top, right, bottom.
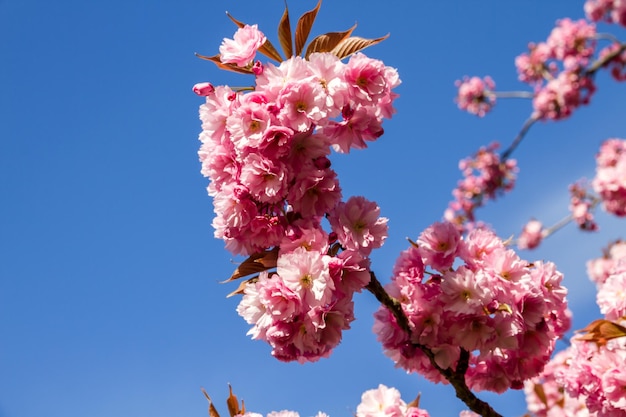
321, 104, 385, 153
344, 53, 391, 103
417, 221, 461, 271
192, 81, 215, 96
593, 138, 626, 217
585, 0, 626, 26
356, 385, 406, 417
278, 81, 327, 132
277, 247, 334, 306
328, 196, 388, 256
515, 42, 557, 85
445, 142, 518, 231
455, 76, 496, 117
219, 24, 266, 67
517, 219, 544, 250
597, 270, 626, 320
546, 19, 596, 69
568, 181, 598, 231
239, 153, 289, 203
532, 70, 596, 120
587, 240, 626, 285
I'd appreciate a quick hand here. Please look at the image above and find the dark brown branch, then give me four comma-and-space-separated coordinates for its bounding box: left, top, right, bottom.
365, 272, 503, 417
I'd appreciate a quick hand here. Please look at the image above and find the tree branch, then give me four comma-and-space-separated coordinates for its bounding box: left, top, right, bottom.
365, 272, 503, 417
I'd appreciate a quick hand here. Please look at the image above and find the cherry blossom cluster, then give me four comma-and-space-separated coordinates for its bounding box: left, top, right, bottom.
588, 239, 626, 319
599, 42, 626, 80
527, 325, 626, 417
585, 0, 626, 27
524, 234, 626, 417
444, 142, 518, 231
373, 222, 570, 393
454, 76, 496, 117
355, 385, 431, 417
592, 138, 626, 217
523, 349, 591, 417
197, 24, 399, 255
456, 14, 626, 121
197, 25, 399, 362
516, 18, 597, 120
568, 181, 599, 231
587, 240, 626, 285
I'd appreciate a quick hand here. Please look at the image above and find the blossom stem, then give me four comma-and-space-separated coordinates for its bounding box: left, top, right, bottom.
365, 272, 503, 417
501, 115, 538, 161
530, 196, 601, 242
594, 32, 621, 44
231, 86, 256, 92
586, 42, 626, 75
492, 91, 534, 99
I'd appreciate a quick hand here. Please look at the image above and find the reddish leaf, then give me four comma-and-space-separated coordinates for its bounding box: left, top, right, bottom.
533, 383, 548, 406
295, 0, 321, 56
259, 40, 285, 63
225, 11, 283, 62
226, 385, 242, 417
406, 393, 421, 409
201, 388, 221, 417
304, 24, 356, 58
226, 277, 259, 298
328, 242, 342, 257
330, 34, 390, 60
225, 11, 246, 28
278, 5, 293, 58
194, 53, 253, 75
223, 248, 279, 283
577, 318, 626, 346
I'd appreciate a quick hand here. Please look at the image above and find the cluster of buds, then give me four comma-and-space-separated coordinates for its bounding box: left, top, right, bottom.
592, 138, 626, 217
444, 142, 518, 231
569, 181, 599, 231
373, 222, 570, 393
454, 76, 496, 117
195, 4, 399, 362
585, 0, 626, 27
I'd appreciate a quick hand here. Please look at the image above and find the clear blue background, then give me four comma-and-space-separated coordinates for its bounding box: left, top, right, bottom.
1, 1, 625, 416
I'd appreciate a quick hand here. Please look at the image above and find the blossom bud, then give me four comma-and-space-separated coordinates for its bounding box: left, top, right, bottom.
252, 60, 264, 76
192, 82, 215, 96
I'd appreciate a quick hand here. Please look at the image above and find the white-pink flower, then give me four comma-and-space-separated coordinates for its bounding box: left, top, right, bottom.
219, 24, 266, 67
597, 270, 626, 320
517, 220, 544, 250
277, 247, 334, 306
356, 385, 406, 417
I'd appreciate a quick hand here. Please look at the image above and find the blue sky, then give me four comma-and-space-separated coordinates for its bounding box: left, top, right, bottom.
1, 1, 625, 416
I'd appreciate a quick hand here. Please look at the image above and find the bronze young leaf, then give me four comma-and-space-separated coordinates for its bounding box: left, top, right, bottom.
304, 24, 357, 58
294, 0, 322, 56
278, 5, 293, 58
